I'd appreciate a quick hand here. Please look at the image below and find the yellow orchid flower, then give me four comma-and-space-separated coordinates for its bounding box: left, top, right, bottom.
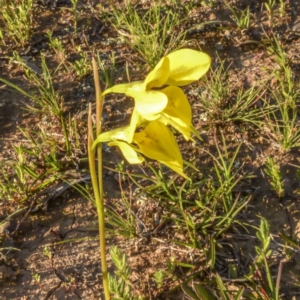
102, 49, 211, 141
93, 121, 188, 179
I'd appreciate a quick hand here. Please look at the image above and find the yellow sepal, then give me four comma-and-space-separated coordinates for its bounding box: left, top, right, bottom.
109, 141, 144, 164
92, 126, 131, 149
102, 81, 144, 96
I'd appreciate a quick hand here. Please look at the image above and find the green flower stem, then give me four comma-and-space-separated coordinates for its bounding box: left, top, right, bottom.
93, 56, 104, 189
87, 57, 110, 300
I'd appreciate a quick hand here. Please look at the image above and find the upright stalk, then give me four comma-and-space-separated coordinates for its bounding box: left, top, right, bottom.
87, 56, 110, 299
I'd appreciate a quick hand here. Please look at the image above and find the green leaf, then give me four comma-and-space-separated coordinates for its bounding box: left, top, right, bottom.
216, 274, 230, 300
234, 287, 244, 300
263, 253, 274, 295
278, 233, 300, 249
194, 283, 217, 300
209, 236, 216, 269
181, 282, 199, 299
174, 261, 194, 268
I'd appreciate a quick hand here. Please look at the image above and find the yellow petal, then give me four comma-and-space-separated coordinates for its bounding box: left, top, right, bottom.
164, 162, 189, 180
166, 49, 211, 86
92, 126, 131, 149
160, 86, 192, 140
108, 141, 144, 164
102, 81, 144, 96
158, 115, 190, 141
133, 122, 181, 162
133, 121, 188, 178
143, 57, 170, 90
127, 90, 168, 120
127, 108, 146, 143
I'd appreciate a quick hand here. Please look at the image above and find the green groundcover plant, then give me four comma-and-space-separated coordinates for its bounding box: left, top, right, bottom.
89, 48, 211, 299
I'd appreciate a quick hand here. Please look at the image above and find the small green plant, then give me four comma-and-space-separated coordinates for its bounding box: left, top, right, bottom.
108, 246, 137, 300
126, 133, 251, 253
246, 218, 281, 300
265, 0, 276, 9
255, 218, 272, 265
264, 157, 284, 198
107, 1, 188, 67
267, 36, 299, 109
72, 48, 91, 79
70, 0, 79, 30
0, 0, 34, 46
225, 2, 250, 30
200, 61, 266, 127
46, 30, 67, 62
1, 52, 71, 156
153, 270, 167, 289
0, 139, 61, 203
278, 0, 286, 17
32, 273, 41, 284
43, 246, 53, 259
262, 36, 300, 151
264, 0, 275, 26
264, 98, 300, 151
205, 133, 253, 236
264, 0, 286, 24
97, 52, 116, 89
106, 180, 137, 239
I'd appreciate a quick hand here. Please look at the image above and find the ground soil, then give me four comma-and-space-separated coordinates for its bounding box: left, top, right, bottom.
1, 0, 300, 299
